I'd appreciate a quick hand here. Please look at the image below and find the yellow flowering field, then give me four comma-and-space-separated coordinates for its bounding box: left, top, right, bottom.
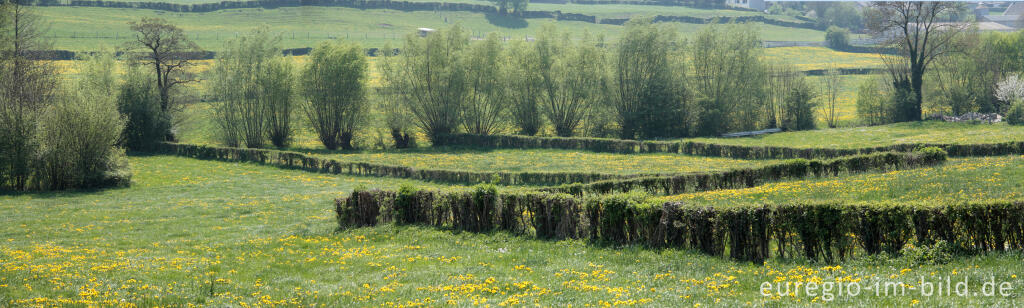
763, 47, 884, 71
660, 155, 1024, 206
2, 155, 1022, 306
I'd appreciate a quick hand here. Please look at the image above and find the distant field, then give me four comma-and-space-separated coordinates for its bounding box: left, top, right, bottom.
661, 155, 1024, 206
33, 6, 825, 51
684, 121, 1024, 149
2, 155, 1022, 306
313, 148, 779, 175
763, 46, 884, 71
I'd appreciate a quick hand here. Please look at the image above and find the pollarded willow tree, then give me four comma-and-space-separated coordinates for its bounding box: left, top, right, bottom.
611, 20, 689, 139
690, 23, 768, 136
379, 26, 468, 143
504, 40, 543, 136
210, 26, 293, 148
461, 33, 507, 135
301, 40, 368, 150
534, 26, 606, 137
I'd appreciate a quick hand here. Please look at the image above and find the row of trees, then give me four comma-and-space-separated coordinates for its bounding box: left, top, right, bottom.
202, 20, 826, 151
370, 21, 821, 146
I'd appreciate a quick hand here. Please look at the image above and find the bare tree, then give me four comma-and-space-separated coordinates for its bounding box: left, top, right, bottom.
819, 63, 842, 128
124, 18, 201, 116
0, 1, 59, 190
867, 2, 968, 121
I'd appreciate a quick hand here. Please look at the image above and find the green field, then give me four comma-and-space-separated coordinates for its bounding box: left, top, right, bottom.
684, 121, 1024, 149
661, 155, 1024, 206
34, 6, 825, 51
3, 155, 1022, 306
315, 147, 779, 175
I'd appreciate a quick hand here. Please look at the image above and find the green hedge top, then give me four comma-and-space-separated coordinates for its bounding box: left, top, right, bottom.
435, 133, 1024, 160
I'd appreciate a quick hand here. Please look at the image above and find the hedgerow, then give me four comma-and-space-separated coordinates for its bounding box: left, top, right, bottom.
435, 133, 1024, 159
336, 187, 1024, 264
160, 143, 946, 192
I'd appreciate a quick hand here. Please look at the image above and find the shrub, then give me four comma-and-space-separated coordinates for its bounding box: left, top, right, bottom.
118, 66, 170, 151
1007, 100, 1024, 125
824, 26, 850, 50
780, 76, 817, 131
35, 87, 129, 190
855, 77, 891, 125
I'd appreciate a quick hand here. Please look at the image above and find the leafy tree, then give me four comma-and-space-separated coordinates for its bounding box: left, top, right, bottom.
124, 17, 202, 128
504, 40, 543, 136
35, 53, 128, 190
824, 26, 850, 50
691, 23, 767, 136
377, 45, 416, 148
301, 40, 368, 150
379, 26, 468, 143
611, 20, 688, 139
780, 75, 817, 131
209, 26, 284, 148
0, 1, 59, 190
856, 77, 889, 126
867, 2, 968, 122
118, 65, 168, 151
262, 57, 296, 148
461, 33, 506, 135
535, 26, 605, 137
491, 0, 528, 15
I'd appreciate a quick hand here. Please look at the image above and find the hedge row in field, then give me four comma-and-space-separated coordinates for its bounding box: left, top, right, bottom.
158, 143, 944, 189
337, 187, 1024, 264
435, 133, 1024, 159
158, 143, 629, 185
543, 149, 948, 196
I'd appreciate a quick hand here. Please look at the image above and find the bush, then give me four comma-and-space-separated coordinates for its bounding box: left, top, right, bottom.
1007, 100, 1024, 125
118, 66, 170, 151
855, 77, 891, 125
825, 26, 850, 50
779, 77, 817, 131
35, 88, 129, 190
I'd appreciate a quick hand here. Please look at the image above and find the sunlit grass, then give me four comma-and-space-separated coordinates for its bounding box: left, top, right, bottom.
2, 155, 1022, 306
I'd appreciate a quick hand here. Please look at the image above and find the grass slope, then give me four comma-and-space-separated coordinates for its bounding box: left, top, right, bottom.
2, 155, 1022, 306
34, 6, 824, 51
662, 155, 1024, 206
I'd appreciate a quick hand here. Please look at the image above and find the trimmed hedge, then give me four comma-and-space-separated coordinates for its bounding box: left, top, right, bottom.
337, 187, 1024, 264
158, 143, 630, 185
435, 133, 1024, 160
159, 143, 945, 191
543, 149, 948, 196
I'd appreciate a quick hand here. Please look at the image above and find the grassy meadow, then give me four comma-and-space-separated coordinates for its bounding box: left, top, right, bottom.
35, 6, 826, 52
3, 155, 1023, 306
